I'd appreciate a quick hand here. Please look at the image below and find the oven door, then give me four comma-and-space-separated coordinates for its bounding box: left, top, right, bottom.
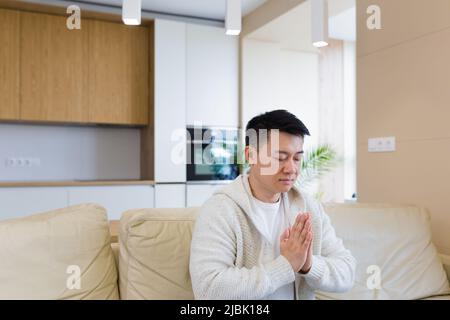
186, 128, 239, 181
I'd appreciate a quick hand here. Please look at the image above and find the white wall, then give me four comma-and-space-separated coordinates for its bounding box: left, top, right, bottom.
242, 38, 319, 148
0, 124, 140, 181
279, 49, 319, 148
242, 39, 281, 128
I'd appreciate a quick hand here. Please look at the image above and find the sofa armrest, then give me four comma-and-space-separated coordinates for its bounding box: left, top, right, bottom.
439, 254, 450, 282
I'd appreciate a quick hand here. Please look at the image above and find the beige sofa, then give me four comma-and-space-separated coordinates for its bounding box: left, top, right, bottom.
0, 203, 449, 300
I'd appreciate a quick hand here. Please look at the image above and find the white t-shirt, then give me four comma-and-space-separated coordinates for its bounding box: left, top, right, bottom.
251, 195, 295, 300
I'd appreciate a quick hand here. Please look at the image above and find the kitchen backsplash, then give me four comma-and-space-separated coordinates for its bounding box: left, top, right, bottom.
0, 123, 140, 181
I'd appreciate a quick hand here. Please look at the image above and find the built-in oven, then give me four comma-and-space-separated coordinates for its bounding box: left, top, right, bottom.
186, 126, 240, 181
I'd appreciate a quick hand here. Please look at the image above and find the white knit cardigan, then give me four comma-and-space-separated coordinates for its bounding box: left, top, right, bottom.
189, 175, 356, 300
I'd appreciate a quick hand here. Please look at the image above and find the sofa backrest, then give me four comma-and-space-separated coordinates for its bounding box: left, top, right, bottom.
117, 203, 450, 300
118, 207, 199, 300
318, 202, 450, 300
0, 203, 119, 299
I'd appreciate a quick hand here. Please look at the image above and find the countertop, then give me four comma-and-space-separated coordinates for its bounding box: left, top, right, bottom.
0, 180, 156, 187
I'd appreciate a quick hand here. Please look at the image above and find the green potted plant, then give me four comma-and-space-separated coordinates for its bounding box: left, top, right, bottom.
296, 144, 340, 190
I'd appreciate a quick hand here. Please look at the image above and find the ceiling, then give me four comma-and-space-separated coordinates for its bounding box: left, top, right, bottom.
76, 0, 268, 21
329, 5, 356, 42
248, 0, 355, 52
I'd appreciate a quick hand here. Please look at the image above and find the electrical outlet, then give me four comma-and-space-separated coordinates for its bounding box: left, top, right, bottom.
5, 158, 16, 167
17, 158, 25, 167
5, 157, 41, 167
368, 137, 396, 153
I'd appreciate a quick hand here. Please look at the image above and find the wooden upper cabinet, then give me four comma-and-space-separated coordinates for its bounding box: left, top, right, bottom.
0, 9, 20, 120
1, 9, 149, 125
88, 20, 149, 125
20, 11, 89, 123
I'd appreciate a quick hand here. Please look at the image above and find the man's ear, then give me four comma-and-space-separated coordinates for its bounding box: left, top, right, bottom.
244, 146, 250, 164
245, 146, 257, 165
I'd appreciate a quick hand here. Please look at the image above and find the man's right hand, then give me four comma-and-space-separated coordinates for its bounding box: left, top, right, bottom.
280, 213, 312, 273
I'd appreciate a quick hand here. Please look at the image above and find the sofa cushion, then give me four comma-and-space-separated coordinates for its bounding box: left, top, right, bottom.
316, 203, 450, 300
0, 203, 119, 299
119, 208, 199, 300
441, 254, 450, 282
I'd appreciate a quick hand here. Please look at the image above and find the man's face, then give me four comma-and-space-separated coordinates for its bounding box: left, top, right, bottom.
248, 131, 304, 194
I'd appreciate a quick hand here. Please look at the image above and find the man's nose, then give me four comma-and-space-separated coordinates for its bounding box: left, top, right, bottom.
283, 159, 297, 174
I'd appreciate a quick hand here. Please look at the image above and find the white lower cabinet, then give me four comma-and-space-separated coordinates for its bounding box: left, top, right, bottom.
0, 187, 68, 220
68, 185, 154, 220
0, 183, 231, 220
154, 184, 186, 208
186, 183, 226, 207
0, 185, 155, 221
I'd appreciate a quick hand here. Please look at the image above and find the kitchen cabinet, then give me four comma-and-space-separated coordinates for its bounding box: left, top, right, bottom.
0, 187, 68, 220
88, 20, 149, 125
1, 9, 150, 125
20, 11, 89, 123
186, 183, 226, 207
143, 20, 239, 183
68, 185, 154, 220
0, 9, 20, 120
0, 184, 154, 221
186, 23, 239, 127
154, 184, 186, 208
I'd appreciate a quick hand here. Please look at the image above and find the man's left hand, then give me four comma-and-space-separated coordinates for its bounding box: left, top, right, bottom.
299, 213, 313, 274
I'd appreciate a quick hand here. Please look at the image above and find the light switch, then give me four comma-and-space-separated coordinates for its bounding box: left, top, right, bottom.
368, 137, 396, 152
383, 137, 396, 152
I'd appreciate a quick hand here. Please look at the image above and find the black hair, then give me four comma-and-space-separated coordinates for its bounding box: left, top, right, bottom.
245, 109, 310, 147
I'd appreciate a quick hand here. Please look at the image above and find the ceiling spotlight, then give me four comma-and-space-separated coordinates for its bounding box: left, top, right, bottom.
122, 0, 141, 25
226, 0, 241, 36
311, 0, 329, 47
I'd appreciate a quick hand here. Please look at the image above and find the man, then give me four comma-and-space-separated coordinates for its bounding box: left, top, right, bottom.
189, 110, 356, 300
